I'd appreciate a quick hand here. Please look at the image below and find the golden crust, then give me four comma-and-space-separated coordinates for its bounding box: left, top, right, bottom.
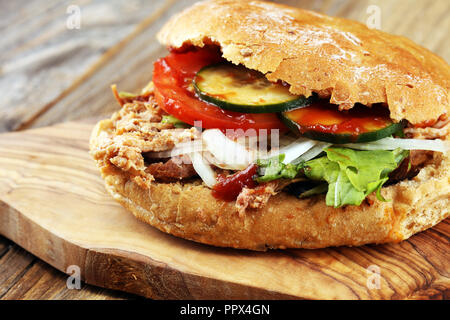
90, 118, 450, 251
157, 0, 450, 124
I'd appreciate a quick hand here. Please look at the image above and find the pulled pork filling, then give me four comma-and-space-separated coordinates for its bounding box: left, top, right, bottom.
91, 90, 200, 189
145, 156, 197, 181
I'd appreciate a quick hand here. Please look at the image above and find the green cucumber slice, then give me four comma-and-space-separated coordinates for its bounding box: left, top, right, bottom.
280, 102, 406, 144
193, 63, 313, 113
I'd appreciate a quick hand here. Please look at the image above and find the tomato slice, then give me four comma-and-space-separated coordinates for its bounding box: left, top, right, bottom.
280, 101, 405, 144
152, 48, 287, 132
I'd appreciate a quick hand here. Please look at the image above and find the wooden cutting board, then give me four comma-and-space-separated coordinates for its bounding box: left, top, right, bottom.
0, 121, 448, 300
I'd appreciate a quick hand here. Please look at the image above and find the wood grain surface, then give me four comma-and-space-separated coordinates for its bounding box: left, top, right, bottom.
0, 122, 448, 300
0, 0, 448, 300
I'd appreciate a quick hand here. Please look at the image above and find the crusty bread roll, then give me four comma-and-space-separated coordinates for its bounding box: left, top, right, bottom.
90, 0, 449, 250
158, 0, 449, 125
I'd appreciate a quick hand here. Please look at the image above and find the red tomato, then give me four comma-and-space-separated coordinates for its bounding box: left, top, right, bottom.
152, 48, 287, 132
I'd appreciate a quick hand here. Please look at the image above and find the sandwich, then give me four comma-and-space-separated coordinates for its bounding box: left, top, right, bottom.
90, 0, 450, 250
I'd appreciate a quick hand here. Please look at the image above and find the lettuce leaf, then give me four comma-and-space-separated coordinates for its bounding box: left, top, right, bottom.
256, 154, 303, 183
161, 115, 190, 128
304, 148, 409, 208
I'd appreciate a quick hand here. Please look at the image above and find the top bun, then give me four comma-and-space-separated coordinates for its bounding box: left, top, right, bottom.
157, 0, 449, 125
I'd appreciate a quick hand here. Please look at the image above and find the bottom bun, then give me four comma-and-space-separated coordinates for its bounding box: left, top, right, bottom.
90, 119, 449, 251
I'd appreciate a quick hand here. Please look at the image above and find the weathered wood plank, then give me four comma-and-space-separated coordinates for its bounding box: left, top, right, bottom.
24, 0, 197, 130
0, 1, 60, 31
0, 236, 12, 258
1, 260, 130, 300
0, 245, 35, 297
0, 0, 170, 133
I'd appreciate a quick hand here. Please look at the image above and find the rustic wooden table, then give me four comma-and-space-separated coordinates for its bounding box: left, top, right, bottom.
0, 0, 448, 300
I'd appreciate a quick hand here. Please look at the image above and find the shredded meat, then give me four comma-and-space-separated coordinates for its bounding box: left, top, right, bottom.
388, 150, 434, 183
234, 178, 304, 216
404, 116, 450, 140
410, 150, 434, 167
391, 117, 447, 182
146, 156, 196, 181
235, 181, 279, 217
111, 98, 199, 153
90, 91, 199, 188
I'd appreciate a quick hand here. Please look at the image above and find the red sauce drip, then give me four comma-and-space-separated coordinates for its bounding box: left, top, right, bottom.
287, 101, 391, 136
212, 164, 258, 201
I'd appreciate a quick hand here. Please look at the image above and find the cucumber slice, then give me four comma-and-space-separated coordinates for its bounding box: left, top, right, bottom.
193, 63, 313, 113
280, 102, 405, 144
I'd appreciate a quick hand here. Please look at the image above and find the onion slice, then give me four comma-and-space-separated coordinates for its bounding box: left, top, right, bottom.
188, 152, 217, 188
202, 129, 255, 170
338, 137, 450, 153
292, 142, 332, 163
267, 137, 317, 163
278, 138, 317, 163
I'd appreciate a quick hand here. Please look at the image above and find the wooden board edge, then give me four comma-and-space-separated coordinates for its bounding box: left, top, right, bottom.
85, 248, 299, 300
0, 199, 298, 299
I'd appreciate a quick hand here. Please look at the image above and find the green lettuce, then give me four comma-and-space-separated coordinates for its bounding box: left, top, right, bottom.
304, 148, 409, 208
161, 115, 190, 128
256, 154, 303, 183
